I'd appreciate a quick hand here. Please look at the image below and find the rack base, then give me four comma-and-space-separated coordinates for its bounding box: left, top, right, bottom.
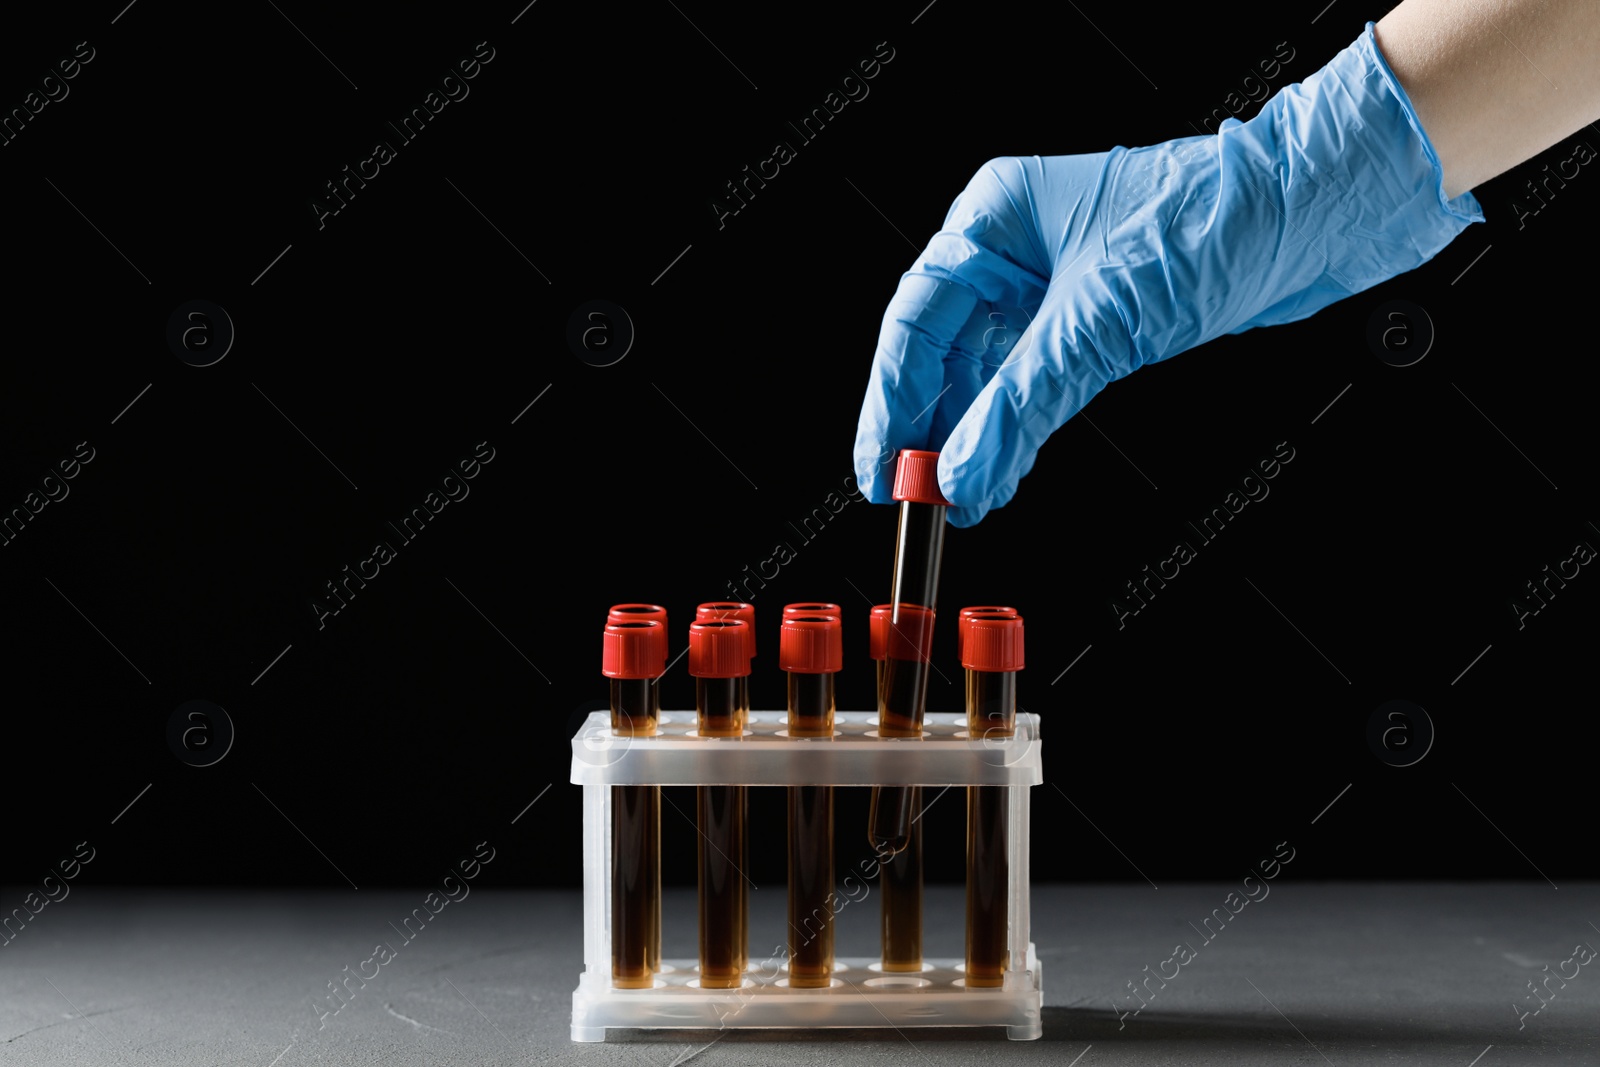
571, 945, 1043, 1041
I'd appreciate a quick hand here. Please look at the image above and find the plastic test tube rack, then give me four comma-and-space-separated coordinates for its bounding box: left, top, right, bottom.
567, 707, 1045, 1041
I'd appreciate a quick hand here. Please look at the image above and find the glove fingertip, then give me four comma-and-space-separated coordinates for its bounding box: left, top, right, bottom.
946, 502, 988, 528
986, 476, 1021, 510
854, 469, 893, 505
937, 447, 987, 510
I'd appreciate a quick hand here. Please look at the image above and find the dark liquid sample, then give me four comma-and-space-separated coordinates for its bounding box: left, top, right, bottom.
965, 666, 1016, 986
880, 787, 923, 971
787, 785, 833, 985
612, 784, 659, 987
965, 786, 1007, 985
609, 676, 660, 987
869, 486, 945, 850
867, 617, 936, 853
877, 652, 930, 737
967, 660, 1016, 739
697, 674, 747, 988
870, 606, 935, 969
698, 782, 747, 988
890, 499, 947, 612
867, 779, 914, 855
786, 669, 835, 987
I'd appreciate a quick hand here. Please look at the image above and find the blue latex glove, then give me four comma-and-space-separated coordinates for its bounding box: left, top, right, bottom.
853, 22, 1483, 527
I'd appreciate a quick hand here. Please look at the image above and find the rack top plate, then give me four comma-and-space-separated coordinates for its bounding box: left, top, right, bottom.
569, 710, 1042, 786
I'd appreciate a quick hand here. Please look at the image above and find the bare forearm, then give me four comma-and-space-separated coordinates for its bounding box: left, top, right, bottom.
1376, 0, 1600, 198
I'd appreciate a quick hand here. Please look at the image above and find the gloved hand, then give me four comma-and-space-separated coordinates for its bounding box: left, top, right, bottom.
852, 21, 1483, 527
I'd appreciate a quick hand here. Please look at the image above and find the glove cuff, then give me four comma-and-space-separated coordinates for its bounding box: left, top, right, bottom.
1356, 20, 1484, 224
1207, 21, 1485, 336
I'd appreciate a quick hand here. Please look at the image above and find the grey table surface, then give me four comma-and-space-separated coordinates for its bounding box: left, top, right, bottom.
1, 883, 1596, 1066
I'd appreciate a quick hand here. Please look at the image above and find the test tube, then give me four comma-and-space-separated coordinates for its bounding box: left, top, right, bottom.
689, 617, 750, 989
869, 451, 948, 851
780, 610, 841, 988
961, 611, 1024, 988
876, 781, 924, 972
868, 625, 938, 858
955, 606, 1016, 662
862, 601, 921, 971
606, 603, 668, 973
695, 602, 755, 731
872, 450, 949, 973
956, 606, 1015, 731
696, 602, 756, 653
868, 604, 893, 699
601, 618, 666, 988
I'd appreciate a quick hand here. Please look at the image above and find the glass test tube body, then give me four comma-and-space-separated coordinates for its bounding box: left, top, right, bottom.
878, 787, 923, 971
610, 677, 660, 988
697, 676, 748, 988
872, 497, 945, 970
881, 500, 945, 729
965, 667, 1016, 986
869, 500, 946, 850
786, 671, 835, 986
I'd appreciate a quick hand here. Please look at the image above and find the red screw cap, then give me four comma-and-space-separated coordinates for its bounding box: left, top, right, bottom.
892, 449, 952, 507
779, 614, 842, 673
601, 620, 668, 679
607, 603, 668, 628
884, 604, 936, 663
962, 613, 1025, 672
696, 602, 756, 658
868, 605, 894, 661
783, 602, 842, 619
689, 619, 752, 678
957, 606, 1017, 660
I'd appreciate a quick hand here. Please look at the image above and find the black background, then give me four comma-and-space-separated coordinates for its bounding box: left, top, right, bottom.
2, 0, 1595, 893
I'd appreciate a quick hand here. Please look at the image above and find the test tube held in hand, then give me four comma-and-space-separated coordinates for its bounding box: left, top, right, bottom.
876, 781, 925, 972
689, 617, 751, 989
868, 450, 949, 854
878, 450, 947, 734
780, 610, 841, 988
601, 617, 666, 988
866, 604, 934, 854
864, 602, 922, 971
870, 450, 949, 973
962, 611, 1024, 987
